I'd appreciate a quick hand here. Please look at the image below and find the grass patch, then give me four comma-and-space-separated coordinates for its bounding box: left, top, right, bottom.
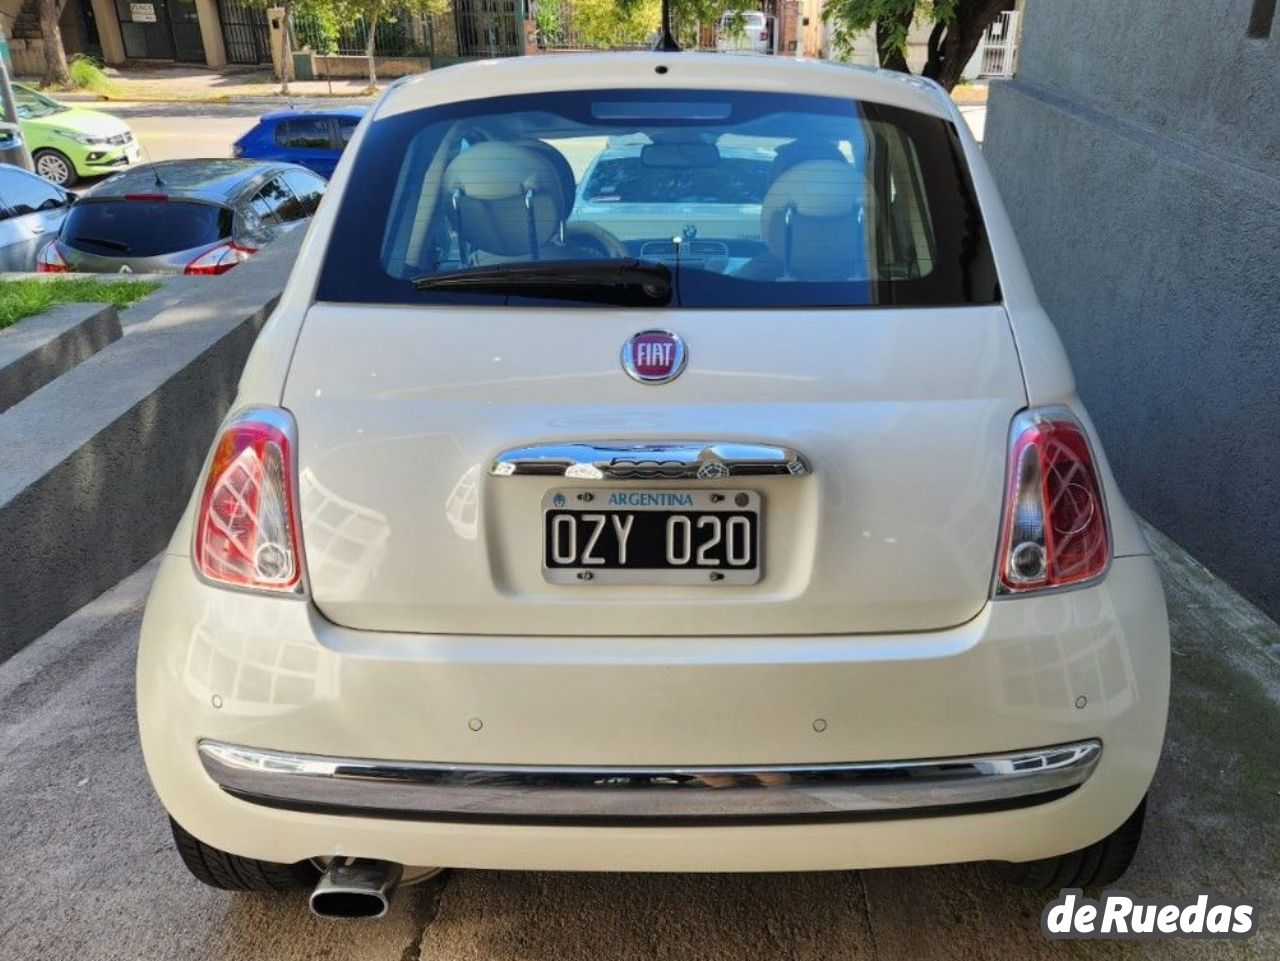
0, 278, 161, 330
65, 56, 122, 97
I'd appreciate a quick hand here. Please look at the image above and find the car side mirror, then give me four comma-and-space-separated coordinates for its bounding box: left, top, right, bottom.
64, 191, 79, 205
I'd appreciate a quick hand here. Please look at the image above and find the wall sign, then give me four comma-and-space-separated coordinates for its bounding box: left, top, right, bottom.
130, 3, 157, 22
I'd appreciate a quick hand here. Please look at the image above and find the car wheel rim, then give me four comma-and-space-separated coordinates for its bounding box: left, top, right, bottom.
36, 155, 70, 185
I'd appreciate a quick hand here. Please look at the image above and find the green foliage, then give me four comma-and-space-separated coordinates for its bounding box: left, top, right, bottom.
822, 0, 956, 63
666, 0, 752, 43
561, 0, 753, 48
0, 279, 160, 331
533, 2, 564, 45
293, 6, 344, 53
570, 0, 662, 47
65, 56, 119, 96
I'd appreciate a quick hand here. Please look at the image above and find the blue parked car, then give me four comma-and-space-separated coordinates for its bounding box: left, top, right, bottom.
231, 107, 366, 179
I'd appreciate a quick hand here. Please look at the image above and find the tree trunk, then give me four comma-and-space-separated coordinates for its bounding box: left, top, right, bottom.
874, 5, 914, 74
39, 0, 71, 88
364, 12, 380, 92
279, 3, 293, 97
923, 0, 1006, 91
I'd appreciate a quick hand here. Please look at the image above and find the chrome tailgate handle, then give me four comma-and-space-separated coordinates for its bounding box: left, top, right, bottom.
490, 442, 811, 480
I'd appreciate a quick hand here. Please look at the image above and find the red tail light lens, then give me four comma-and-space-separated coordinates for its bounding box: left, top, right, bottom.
185, 242, 256, 276
194, 407, 304, 594
36, 241, 69, 273
996, 409, 1110, 594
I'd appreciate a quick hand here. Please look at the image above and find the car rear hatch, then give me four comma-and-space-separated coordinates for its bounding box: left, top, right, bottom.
58, 197, 233, 273
282, 304, 1026, 636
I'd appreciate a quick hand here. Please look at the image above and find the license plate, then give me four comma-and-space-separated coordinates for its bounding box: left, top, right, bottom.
543, 488, 761, 585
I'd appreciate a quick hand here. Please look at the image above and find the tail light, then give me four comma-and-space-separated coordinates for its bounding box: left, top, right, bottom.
996, 409, 1110, 594
36, 241, 69, 273
194, 407, 305, 594
185, 242, 256, 276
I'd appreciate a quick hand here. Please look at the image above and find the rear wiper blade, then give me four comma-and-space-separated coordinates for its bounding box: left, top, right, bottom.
70, 236, 130, 253
411, 259, 671, 306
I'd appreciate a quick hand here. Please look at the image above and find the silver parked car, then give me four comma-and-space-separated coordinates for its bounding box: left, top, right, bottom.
0, 162, 73, 271
37, 159, 327, 275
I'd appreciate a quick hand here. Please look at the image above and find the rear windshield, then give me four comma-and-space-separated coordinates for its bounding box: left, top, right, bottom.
62, 200, 233, 257
317, 89, 999, 308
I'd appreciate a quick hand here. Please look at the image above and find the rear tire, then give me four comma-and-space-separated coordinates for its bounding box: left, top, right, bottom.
1001, 797, 1147, 890
169, 818, 320, 892
33, 149, 77, 187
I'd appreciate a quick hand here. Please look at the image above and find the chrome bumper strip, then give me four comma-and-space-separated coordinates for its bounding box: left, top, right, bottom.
198, 740, 1100, 826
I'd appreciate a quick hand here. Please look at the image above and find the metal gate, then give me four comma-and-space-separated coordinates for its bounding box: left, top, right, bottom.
977, 10, 1019, 78
217, 0, 273, 65
455, 0, 522, 57
113, 0, 205, 62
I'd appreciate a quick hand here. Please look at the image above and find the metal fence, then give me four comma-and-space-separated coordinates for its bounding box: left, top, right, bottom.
531, 0, 719, 52
218, 0, 273, 65
292, 11, 430, 57
455, 0, 523, 57
976, 10, 1019, 78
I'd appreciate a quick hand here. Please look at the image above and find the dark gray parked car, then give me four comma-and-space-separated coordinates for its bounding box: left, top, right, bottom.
37, 159, 326, 275
0, 163, 73, 271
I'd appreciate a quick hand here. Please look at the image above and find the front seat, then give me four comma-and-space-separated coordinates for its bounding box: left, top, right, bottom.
738, 159, 871, 281
443, 142, 570, 263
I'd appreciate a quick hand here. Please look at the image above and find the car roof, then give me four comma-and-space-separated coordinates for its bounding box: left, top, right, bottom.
89, 159, 292, 202
0, 161, 54, 184
374, 53, 953, 122
259, 106, 366, 122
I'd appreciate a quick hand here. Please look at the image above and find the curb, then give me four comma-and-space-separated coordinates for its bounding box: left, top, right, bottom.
52, 91, 376, 105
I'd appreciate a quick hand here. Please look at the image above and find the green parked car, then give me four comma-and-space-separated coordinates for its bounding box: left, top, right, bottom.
13, 84, 139, 187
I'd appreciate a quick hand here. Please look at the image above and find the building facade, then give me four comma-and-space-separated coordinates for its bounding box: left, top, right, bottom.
0, 0, 481, 72
983, 0, 1280, 617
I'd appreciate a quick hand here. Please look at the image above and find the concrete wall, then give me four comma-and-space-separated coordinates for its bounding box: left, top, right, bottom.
311, 53, 430, 79
0, 233, 301, 662
984, 0, 1280, 618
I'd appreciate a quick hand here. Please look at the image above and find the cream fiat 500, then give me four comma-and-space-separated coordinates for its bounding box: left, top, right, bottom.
138, 53, 1170, 917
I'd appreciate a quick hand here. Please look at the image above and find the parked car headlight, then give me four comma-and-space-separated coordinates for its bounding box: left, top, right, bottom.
58, 130, 109, 145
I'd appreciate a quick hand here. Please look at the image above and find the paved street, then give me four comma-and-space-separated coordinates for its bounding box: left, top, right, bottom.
80, 100, 372, 169
1, 526, 1276, 960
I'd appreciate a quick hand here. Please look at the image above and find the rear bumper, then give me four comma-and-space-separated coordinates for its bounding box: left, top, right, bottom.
137, 553, 1169, 871
197, 739, 1101, 825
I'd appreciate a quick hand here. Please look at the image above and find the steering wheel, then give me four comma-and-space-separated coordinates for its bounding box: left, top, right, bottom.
562, 222, 629, 259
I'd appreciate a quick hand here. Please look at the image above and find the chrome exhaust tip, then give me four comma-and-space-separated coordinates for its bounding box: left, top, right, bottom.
309, 859, 402, 920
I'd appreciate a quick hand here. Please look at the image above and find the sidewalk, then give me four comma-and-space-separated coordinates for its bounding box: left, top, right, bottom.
23, 66, 376, 104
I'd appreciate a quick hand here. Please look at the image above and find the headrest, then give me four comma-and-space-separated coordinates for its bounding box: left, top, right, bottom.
770, 139, 848, 183
444, 142, 566, 209
443, 142, 568, 257
760, 160, 868, 280
517, 140, 577, 218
